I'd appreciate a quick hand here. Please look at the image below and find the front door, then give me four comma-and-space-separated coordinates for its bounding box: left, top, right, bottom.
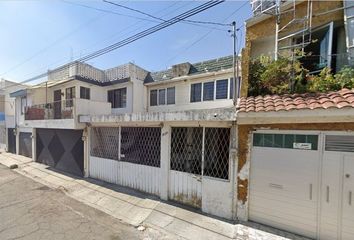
320, 135, 354, 240
342, 155, 354, 240
54, 90, 61, 119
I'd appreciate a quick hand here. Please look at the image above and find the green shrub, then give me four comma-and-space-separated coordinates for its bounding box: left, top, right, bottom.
308, 66, 354, 93
248, 56, 307, 96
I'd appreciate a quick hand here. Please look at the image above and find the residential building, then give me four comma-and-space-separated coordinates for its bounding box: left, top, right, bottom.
0, 79, 28, 154
233, 1, 354, 239
241, 0, 353, 97
10, 61, 149, 176
10, 55, 240, 221
236, 89, 354, 240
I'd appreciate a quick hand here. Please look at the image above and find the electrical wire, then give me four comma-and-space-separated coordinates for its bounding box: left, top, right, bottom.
165, 1, 248, 65
103, 0, 231, 27
1, 0, 225, 90
2, 1, 186, 84
0, 13, 104, 78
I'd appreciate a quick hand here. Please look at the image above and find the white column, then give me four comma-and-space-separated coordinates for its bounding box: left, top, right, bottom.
32, 128, 36, 162
83, 127, 89, 177
160, 123, 171, 200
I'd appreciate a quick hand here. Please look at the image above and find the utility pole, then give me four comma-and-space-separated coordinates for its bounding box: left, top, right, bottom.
230, 21, 239, 106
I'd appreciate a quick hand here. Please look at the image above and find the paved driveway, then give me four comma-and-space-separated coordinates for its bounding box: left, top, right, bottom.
0, 164, 163, 240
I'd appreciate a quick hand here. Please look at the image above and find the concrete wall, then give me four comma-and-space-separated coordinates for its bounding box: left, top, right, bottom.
241, 1, 344, 97
147, 71, 234, 112
236, 122, 354, 221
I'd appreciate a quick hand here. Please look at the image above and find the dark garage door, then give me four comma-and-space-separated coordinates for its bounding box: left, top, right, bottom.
36, 129, 84, 176
7, 128, 16, 154
19, 132, 32, 158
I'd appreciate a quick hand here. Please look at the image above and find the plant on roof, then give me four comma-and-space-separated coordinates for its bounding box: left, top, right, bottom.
248, 56, 308, 96
308, 66, 354, 92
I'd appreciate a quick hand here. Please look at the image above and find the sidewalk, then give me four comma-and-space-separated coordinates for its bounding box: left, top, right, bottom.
0, 151, 309, 240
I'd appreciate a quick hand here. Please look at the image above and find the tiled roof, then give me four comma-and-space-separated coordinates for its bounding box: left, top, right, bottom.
150, 55, 233, 82
237, 88, 354, 113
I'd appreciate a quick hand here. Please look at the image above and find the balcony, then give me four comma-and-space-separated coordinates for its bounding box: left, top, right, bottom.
24, 99, 111, 129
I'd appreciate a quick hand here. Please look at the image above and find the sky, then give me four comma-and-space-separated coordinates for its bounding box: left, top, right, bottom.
0, 0, 252, 84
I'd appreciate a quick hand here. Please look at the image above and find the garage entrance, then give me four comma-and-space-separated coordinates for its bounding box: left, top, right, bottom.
249, 131, 354, 240
36, 129, 84, 176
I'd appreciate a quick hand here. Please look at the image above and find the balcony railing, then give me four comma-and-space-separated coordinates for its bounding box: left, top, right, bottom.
25, 99, 74, 120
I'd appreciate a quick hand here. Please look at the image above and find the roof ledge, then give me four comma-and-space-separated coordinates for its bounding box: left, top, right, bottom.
79, 108, 237, 124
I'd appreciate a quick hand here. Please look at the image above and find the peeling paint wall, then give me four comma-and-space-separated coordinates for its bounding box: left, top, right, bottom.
241, 1, 344, 97
236, 122, 354, 220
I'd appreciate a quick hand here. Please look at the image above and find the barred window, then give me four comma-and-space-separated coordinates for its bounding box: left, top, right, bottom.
203, 128, 230, 179
90, 127, 119, 160
170, 127, 230, 180
121, 127, 161, 167
171, 127, 202, 175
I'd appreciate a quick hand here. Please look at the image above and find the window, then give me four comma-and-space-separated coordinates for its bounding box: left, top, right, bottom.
170, 127, 230, 180
253, 133, 318, 150
190, 83, 202, 102
158, 89, 165, 105
21, 97, 27, 115
150, 89, 157, 106
80, 87, 90, 100
230, 78, 234, 99
216, 79, 228, 99
65, 87, 75, 107
191, 79, 235, 102
203, 81, 214, 101
167, 87, 175, 105
150, 87, 175, 106
107, 88, 127, 108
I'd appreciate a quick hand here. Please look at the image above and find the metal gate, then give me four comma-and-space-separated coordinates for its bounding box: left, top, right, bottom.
36, 129, 84, 176
169, 127, 230, 208
19, 132, 32, 158
89, 127, 161, 195
7, 128, 16, 154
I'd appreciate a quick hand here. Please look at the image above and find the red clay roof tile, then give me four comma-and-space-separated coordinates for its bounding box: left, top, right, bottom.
237, 88, 354, 113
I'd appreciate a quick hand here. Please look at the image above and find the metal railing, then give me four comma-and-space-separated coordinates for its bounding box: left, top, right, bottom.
25, 99, 74, 120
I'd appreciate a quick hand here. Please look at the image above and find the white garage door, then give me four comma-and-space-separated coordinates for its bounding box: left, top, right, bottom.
249, 132, 320, 239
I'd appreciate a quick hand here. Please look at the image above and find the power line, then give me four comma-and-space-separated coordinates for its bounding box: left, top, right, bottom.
0, 13, 104, 78
65, 0, 227, 32
3, 1, 186, 83
165, 1, 248, 65
103, 0, 231, 27
1, 0, 225, 90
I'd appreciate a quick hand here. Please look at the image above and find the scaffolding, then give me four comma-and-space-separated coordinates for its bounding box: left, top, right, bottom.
251, 0, 313, 60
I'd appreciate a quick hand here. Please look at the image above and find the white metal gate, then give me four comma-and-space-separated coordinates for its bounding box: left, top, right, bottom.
320, 135, 354, 240
89, 127, 162, 196
169, 127, 231, 209
249, 131, 354, 239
